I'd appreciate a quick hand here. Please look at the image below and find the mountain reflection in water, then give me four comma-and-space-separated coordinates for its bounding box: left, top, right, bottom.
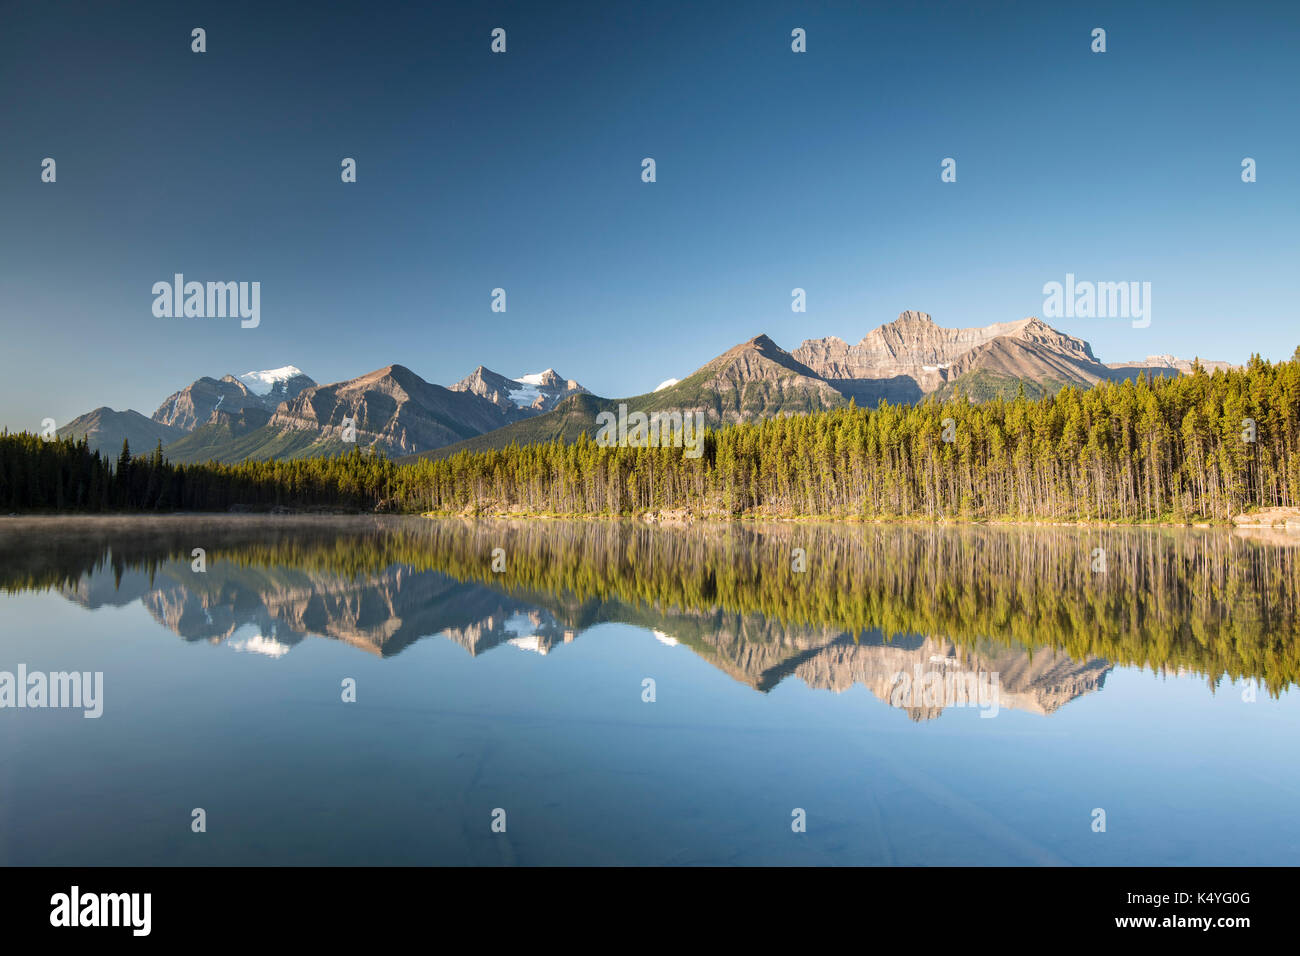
3, 515, 1297, 720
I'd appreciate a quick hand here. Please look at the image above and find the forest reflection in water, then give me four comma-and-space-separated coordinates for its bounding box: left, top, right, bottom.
1, 515, 1296, 719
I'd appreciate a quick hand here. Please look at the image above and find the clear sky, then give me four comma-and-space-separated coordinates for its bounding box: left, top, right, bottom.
1, 0, 1297, 431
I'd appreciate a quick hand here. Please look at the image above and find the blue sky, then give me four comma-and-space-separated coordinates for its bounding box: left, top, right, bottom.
1, 0, 1297, 431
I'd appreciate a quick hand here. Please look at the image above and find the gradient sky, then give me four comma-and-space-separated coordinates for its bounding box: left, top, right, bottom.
1, 0, 1297, 431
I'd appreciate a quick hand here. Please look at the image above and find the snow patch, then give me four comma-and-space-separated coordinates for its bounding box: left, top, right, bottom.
507, 381, 542, 407
507, 370, 566, 408
239, 365, 306, 396
654, 378, 680, 392
514, 369, 555, 386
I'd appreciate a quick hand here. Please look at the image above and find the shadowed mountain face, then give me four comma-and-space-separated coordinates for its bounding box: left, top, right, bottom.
266, 364, 517, 454
56, 407, 184, 455
6, 515, 1298, 712
162, 364, 525, 463
153, 375, 268, 431
58, 371, 318, 455
686, 334, 848, 421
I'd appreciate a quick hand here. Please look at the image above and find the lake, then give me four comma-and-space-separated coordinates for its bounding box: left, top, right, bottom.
1, 515, 1297, 865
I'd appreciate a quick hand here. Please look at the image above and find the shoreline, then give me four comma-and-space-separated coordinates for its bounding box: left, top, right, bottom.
1, 506, 1296, 533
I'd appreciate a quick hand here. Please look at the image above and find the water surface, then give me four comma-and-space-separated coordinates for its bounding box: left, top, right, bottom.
1, 515, 1297, 865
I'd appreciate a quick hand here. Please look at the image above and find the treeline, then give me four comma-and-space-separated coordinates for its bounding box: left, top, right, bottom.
410, 353, 1300, 521
0, 433, 397, 513
4, 352, 1300, 521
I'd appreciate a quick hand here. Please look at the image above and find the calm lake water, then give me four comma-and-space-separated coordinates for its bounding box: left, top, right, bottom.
1, 515, 1297, 866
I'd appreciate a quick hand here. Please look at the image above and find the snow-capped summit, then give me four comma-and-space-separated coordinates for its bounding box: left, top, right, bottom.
450, 366, 588, 414
239, 366, 308, 396
508, 369, 567, 408
515, 369, 558, 387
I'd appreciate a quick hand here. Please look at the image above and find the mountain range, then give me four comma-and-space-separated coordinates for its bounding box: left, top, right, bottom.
408, 312, 1231, 460
55, 311, 1231, 464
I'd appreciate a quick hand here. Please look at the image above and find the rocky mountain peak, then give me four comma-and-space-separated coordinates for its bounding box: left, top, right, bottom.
152, 375, 265, 432
745, 333, 781, 351
450, 364, 588, 415
788, 311, 1113, 406
693, 333, 845, 420
266, 364, 515, 456
887, 310, 937, 327
238, 366, 315, 403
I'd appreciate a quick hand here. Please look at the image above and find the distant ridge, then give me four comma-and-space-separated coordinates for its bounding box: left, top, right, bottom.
52, 312, 1234, 463
57, 407, 183, 455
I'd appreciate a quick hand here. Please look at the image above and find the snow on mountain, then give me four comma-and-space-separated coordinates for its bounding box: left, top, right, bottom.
239, 366, 307, 396
450, 366, 588, 414
508, 369, 565, 407
654, 378, 680, 392
508, 376, 544, 408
